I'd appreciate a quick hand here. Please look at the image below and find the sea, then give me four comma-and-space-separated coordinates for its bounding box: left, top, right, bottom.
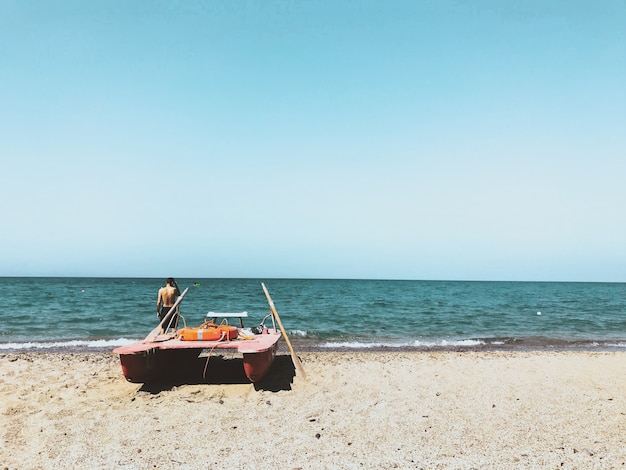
1, 277, 625, 353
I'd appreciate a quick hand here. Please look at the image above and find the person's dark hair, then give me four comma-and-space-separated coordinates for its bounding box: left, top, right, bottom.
166, 277, 175, 285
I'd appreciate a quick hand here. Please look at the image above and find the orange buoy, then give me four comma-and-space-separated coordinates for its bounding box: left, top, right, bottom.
177, 325, 238, 341
219, 325, 239, 340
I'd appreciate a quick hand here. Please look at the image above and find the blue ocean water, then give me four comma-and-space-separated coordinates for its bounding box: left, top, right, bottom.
1, 277, 625, 352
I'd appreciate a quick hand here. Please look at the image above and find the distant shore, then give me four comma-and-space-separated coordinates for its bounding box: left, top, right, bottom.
1, 350, 625, 469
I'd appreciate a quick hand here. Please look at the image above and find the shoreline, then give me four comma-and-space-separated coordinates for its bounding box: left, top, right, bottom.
1, 339, 626, 355
2, 350, 625, 469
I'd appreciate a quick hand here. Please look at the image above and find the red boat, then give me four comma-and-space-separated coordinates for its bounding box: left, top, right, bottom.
113, 291, 282, 384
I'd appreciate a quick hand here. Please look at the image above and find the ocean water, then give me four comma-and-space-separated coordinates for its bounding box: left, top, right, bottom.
1, 277, 625, 352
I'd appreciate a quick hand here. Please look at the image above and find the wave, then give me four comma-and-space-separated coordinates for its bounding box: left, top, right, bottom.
318, 338, 626, 350
0, 338, 139, 351
321, 339, 486, 349
288, 329, 308, 337
321, 341, 416, 349
2, 336, 624, 353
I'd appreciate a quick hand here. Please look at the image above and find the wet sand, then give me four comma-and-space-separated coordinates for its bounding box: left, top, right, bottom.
1, 350, 625, 469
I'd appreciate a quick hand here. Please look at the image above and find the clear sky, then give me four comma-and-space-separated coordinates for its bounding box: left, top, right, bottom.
1, 1, 625, 281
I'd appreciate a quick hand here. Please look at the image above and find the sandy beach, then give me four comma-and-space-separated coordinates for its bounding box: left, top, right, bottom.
1, 350, 624, 469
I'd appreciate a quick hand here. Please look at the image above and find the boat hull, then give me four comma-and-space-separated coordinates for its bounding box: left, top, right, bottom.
114, 330, 281, 384
242, 344, 277, 382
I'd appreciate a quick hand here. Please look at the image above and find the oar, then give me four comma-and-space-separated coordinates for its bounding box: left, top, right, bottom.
261, 282, 306, 380
144, 287, 189, 342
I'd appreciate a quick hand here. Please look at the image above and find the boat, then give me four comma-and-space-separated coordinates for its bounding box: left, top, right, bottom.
113, 288, 282, 383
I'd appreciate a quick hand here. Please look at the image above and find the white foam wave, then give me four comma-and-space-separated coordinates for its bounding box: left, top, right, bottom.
321, 339, 486, 349
607, 342, 626, 348
289, 330, 308, 337
0, 338, 139, 350
321, 341, 415, 349
427, 339, 486, 347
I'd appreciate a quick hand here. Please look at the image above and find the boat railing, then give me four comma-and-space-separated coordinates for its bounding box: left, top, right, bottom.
205, 311, 277, 334
206, 311, 248, 328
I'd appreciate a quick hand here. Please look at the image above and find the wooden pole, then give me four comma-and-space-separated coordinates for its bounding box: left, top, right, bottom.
261, 282, 306, 380
145, 287, 189, 342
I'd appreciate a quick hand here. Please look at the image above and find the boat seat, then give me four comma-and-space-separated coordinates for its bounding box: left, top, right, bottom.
206, 311, 248, 328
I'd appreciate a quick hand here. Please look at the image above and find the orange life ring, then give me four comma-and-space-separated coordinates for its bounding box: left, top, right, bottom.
178, 325, 238, 341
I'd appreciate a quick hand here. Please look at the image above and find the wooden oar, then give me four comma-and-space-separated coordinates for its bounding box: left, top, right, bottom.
261, 282, 306, 380
144, 287, 189, 342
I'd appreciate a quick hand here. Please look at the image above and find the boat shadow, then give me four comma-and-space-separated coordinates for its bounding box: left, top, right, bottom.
137, 354, 296, 393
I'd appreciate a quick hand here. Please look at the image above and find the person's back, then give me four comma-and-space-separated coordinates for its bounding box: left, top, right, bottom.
158, 284, 177, 307
156, 278, 180, 330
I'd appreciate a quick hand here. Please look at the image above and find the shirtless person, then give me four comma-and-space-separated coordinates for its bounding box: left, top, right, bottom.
156, 278, 181, 331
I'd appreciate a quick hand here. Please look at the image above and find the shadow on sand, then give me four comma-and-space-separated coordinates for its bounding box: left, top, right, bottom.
138, 354, 296, 394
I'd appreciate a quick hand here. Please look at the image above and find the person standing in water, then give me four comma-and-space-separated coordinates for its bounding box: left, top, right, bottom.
156, 277, 181, 331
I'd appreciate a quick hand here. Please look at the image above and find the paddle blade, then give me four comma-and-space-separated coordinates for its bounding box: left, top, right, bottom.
261, 282, 306, 380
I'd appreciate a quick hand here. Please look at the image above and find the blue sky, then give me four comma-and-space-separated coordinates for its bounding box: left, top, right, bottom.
1, 1, 625, 281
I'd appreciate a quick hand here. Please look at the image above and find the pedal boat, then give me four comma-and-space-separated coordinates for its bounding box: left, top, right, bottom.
113, 311, 281, 383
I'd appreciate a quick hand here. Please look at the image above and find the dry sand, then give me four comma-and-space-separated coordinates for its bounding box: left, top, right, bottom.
1, 350, 625, 469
